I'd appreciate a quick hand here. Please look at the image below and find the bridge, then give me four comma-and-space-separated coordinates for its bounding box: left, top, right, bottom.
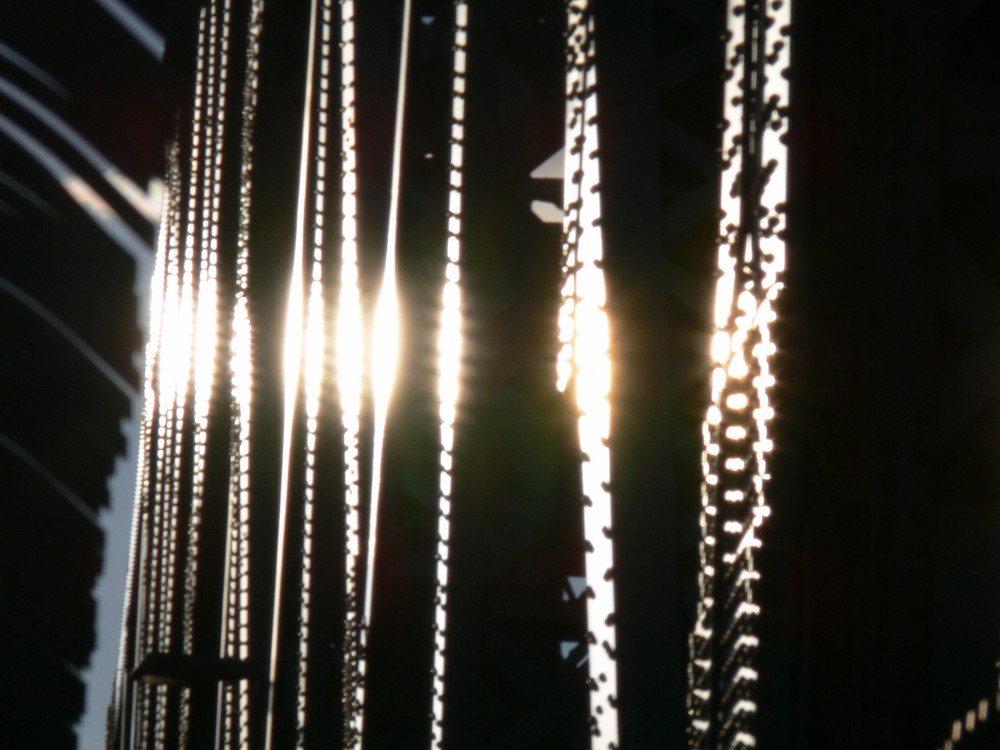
2, 1, 1000, 748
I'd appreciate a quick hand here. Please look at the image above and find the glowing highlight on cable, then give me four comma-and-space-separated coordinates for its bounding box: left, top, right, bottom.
561, 3, 619, 746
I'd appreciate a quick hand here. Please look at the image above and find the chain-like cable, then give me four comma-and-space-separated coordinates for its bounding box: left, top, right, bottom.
178, 0, 231, 742
356, 0, 414, 745
133, 122, 185, 749
686, 1, 790, 747
109, 137, 177, 750
336, 0, 366, 744
265, 0, 327, 741
560, 2, 619, 747
427, 3, 468, 747
146, 14, 213, 731
182, 0, 219, 662
215, 1, 263, 746
934, 691, 1000, 750
292, 0, 336, 743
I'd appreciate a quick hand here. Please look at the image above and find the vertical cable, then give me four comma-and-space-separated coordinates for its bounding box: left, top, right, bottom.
560, 2, 619, 747
149, 4, 216, 743
293, 0, 334, 743
686, 0, 747, 740
357, 0, 414, 744
183, 0, 220, 661
134, 128, 185, 748
179, 0, 231, 742
142, 18, 211, 731
336, 0, 366, 744
113, 139, 177, 750
215, 1, 263, 746
266, 0, 321, 744
686, 1, 790, 747
428, 3, 468, 747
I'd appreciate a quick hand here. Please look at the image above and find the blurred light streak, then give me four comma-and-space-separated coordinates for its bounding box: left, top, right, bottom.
0, 111, 151, 272
0, 430, 99, 525
0, 76, 161, 220
91, 0, 166, 60
0, 41, 71, 99
0, 273, 137, 399
0, 169, 58, 216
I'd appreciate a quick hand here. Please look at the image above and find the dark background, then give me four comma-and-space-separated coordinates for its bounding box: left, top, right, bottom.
2, 1, 1000, 748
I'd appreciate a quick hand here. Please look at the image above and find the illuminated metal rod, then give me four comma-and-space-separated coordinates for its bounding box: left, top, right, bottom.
933, 692, 1000, 750
216, 2, 263, 746
180, 0, 232, 742
687, 0, 790, 747
293, 0, 335, 742
237, 0, 263, 742
184, 0, 229, 677
129, 145, 182, 749
560, 2, 619, 747
139, 12, 213, 737
337, 0, 366, 745
357, 0, 413, 745
267, 0, 322, 743
137, 115, 187, 746
113, 141, 177, 750
169, 0, 231, 740
428, 3, 468, 748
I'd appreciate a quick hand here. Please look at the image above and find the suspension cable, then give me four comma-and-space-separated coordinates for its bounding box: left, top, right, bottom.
560, 2, 620, 747
112, 136, 176, 750
337, 0, 366, 743
934, 691, 1000, 750
357, 0, 414, 745
265, 0, 323, 742
179, 0, 232, 742
214, 1, 263, 746
292, 0, 336, 743
686, 0, 791, 747
427, 2, 469, 747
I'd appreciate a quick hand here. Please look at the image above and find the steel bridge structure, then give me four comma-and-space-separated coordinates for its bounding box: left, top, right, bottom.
4, 1, 1000, 749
